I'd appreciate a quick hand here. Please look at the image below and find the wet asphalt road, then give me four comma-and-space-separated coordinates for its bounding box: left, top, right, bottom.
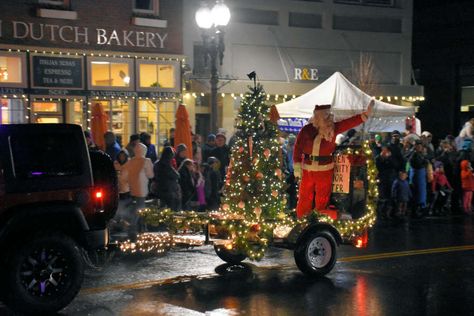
2, 215, 474, 315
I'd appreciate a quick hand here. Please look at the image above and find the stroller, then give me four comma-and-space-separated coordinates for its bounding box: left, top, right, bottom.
430, 184, 452, 216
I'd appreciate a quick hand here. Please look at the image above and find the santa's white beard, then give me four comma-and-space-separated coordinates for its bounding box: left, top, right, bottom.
313, 120, 335, 142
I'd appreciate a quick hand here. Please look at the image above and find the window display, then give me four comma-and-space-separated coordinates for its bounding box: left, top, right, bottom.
0, 55, 23, 84
0, 99, 26, 124
138, 61, 178, 90
138, 100, 176, 151
89, 58, 133, 89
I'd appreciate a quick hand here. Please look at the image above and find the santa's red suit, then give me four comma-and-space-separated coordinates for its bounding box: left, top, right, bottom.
293, 110, 367, 218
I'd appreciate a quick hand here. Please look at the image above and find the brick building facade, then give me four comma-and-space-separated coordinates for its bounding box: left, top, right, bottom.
0, 0, 183, 150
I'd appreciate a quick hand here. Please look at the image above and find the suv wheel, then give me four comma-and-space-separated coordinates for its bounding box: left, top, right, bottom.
4, 233, 84, 313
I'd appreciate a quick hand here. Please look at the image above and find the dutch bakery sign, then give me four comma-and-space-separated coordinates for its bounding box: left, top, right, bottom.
0, 20, 168, 48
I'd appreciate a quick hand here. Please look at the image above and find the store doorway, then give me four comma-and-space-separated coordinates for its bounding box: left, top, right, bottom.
89, 99, 134, 148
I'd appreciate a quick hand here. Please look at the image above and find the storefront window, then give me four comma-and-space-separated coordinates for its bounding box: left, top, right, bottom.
0, 55, 22, 84
89, 58, 133, 89
137, 61, 179, 91
0, 53, 27, 87
92, 100, 134, 147
138, 100, 176, 151
66, 100, 84, 127
31, 101, 62, 123
0, 99, 25, 124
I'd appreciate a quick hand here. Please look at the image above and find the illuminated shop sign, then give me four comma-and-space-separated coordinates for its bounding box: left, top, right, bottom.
293, 66, 319, 81
0, 20, 168, 49
31, 55, 83, 89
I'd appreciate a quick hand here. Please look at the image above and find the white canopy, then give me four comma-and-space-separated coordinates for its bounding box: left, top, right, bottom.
276, 72, 416, 132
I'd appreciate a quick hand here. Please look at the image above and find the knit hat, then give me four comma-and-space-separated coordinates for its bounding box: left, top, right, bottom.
434, 161, 443, 169
176, 143, 187, 153
207, 133, 216, 141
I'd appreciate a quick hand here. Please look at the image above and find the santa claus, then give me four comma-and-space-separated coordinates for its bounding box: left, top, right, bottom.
293, 100, 374, 218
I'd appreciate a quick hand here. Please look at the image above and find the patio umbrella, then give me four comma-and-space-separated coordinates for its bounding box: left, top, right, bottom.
91, 103, 108, 151
269, 104, 280, 124
174, 104, 193, 159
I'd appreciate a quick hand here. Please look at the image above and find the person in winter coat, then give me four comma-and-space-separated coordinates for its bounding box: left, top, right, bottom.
120, 143, 154, 238
175, 143, 188, 170
430, 161, 453, 215
376, 144, 398, 219
178, 159, 196, 210
152, 146, 181, 211
389, 130, 406, 172
193, 161, 207, 211
391, 170, 412, 218
409, 140, 429, 216
460, 159, 474, 214
104, 131, 121, 161
114, 149, 130, 199
203, 157, 222, 210
210, 133, 230, 182
202, 134, 216, 163
140, 132, 158, 163
111, 149, 131, 232
125, 134, 140, 158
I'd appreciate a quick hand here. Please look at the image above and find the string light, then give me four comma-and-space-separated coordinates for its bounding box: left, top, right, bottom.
2, 47, 182, 61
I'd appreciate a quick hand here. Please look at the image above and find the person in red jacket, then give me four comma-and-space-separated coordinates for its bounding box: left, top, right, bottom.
293, 100, 374, 218
460, 159, 474, 214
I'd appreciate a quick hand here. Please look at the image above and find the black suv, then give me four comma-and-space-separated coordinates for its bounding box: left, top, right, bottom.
0, 124, 118, 313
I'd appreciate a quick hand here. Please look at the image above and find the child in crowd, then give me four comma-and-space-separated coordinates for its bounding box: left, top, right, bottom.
391, 170, 412, 218
193, 161, 207, 211
430, 161, 452, 215
460, 160, 474, 214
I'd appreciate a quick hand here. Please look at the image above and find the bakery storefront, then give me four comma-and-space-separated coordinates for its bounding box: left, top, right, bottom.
0, 1, 183, 149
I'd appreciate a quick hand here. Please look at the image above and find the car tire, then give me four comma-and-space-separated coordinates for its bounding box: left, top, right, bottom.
4, 233, 84, 314
214, 245, 246, 264
294, 230, 337, 277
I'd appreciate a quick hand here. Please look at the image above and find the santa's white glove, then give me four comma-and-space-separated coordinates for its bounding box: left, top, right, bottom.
293, 163, 302, 179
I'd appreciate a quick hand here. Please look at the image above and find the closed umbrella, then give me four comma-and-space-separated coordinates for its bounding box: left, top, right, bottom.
269, 104, 280, 124
91, 103, 108, 150
174, 104, 193, 159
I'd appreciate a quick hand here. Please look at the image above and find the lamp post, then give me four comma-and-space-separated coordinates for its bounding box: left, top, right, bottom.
195, 0, 230, 134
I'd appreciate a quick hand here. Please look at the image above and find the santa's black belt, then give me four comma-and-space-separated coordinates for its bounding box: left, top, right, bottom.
304, 154, 333, 162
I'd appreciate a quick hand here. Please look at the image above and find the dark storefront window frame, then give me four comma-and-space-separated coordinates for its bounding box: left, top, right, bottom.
0, 51, 28, 88
87, 56, 135, 91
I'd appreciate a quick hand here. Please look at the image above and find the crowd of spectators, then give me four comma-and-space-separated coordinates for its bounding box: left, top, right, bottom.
88, 118, 474, 237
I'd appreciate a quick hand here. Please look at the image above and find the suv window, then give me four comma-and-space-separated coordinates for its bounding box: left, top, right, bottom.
10, 132, 82, 179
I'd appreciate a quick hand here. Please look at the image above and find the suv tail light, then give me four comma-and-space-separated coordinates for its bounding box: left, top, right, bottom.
93, 188, 105, 212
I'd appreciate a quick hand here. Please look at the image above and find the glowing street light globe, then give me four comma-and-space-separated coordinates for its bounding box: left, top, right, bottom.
211, 2, 230, 26
195, 6, 213, 29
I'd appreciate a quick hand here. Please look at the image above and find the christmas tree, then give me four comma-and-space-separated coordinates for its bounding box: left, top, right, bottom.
220, 84, 286, 260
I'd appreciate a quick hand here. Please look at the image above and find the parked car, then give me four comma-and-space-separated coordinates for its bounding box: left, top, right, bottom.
0, 124, 118, 314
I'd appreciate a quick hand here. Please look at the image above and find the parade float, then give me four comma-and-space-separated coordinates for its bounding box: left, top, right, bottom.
118, 81, 379, 277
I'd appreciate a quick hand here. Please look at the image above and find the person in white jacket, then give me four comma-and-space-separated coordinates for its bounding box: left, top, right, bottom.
121, 143, 154, 239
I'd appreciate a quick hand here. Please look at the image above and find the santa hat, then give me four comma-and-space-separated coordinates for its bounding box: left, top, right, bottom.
314, 104, 331, 111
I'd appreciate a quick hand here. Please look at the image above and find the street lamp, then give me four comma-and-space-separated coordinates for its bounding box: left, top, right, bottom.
195, 0, 230, 134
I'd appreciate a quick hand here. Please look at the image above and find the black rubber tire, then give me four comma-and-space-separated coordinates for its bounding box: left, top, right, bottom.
214, 245, 246, 264
4, 233, 84, 314
294, 230, 337, 277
